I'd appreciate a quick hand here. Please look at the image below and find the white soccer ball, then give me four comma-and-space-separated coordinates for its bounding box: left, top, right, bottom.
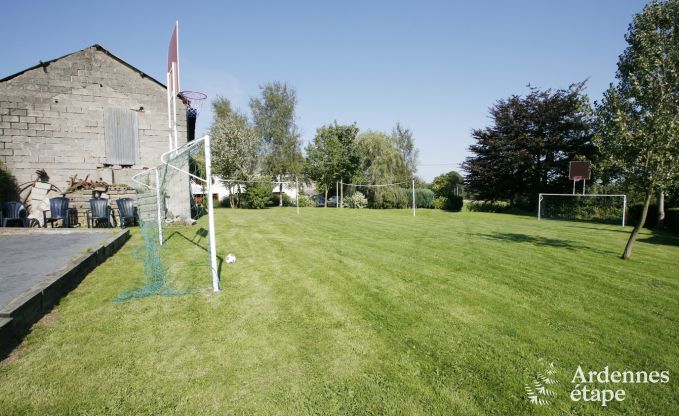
226, 253, 236, 264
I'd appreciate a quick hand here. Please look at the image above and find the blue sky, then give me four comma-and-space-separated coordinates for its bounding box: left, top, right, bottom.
1, 1, 648, 181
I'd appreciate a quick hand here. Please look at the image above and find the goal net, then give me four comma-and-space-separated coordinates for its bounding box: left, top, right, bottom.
538, 193, 627, 226
119, 135, 219, 302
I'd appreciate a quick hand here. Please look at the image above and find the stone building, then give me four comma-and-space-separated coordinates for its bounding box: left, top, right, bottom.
0, 44, 190, 223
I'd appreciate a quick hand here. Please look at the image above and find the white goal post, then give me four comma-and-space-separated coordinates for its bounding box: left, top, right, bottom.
133, 135, 220, 293
538, 193, 627, 226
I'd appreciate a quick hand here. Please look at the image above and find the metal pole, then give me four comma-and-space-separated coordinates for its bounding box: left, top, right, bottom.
171, 62, 179, 150
622, 195, 627, 227
204, 135, 220, 292
154, 168, 164, 245
538, 193, 542, 221
166, 72, 173, 151
572, 180, 576, 195
336, 181, 339, 208
412, 179, 416, 217
582, 179, 586, 195
296, 178, 299, 216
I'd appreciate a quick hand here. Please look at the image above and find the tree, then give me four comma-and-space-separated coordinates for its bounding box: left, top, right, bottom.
391, 122, 419, 178
431, 171, 464, 210
210, 97, 260, 208
305, 122, 360, 207
250, 82, 304, 206
212, 95, 234, 121
355, 131, 410, 207
594, 0, 679, 259
462, 83, 595, 207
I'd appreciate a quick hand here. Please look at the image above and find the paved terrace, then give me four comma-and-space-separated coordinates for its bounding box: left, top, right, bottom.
0, 228, 129, 354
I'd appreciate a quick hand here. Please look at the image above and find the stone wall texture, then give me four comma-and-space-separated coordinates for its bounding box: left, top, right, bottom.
0, 45, 191, 218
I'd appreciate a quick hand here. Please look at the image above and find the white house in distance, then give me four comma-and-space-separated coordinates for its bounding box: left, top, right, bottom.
191, 177, 299, 203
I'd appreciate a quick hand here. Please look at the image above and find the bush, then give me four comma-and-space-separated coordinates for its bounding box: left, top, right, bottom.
445, 195, 463, 211
465, 200, 511, 213
0, 161, 19, 204
344, 191, 368, 208
432, 196, 447, 210
270, 192, 293, 207
244, 182, 273, 209
372, 187, 409, 209
407, 188, 435, 208
297, 195, 315, 207
667, 208, 679, 233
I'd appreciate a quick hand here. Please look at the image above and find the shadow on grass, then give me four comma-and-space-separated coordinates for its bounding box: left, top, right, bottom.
164, 228, 225, 278
560, 223, 631, 234
475, 232, 586, 250
638, 230, 679, 247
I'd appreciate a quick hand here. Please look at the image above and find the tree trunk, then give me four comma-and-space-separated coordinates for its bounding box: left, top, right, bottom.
657, 190, 665, 229
279, 182, 283, 207
324, 188, 328, 208
622, 188, 653, 260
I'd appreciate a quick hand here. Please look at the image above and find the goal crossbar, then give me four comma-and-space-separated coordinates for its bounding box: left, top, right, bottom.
537, 193, 627, 226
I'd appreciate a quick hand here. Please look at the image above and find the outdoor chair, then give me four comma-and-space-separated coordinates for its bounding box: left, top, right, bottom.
116, 198, 137, 228
43, 197, 71, 228
87, 198, 113, 228
2, 201, 29, 227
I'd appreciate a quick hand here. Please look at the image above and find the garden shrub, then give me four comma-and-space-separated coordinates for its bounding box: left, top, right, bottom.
432, 196, 447, 210
344, 191, 368, 208
372, 187, 409, 209
465, 200, 511, 213
445, 195, 463, 212
297, 195, 315, 207
667, 208, 679, 233
270, 192, 293, 207
244, 182, 273, 209
407, 188, 435, 208
0, 161, 19, 204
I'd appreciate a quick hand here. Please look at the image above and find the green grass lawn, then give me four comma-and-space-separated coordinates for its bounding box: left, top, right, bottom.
1, 208, 678, 415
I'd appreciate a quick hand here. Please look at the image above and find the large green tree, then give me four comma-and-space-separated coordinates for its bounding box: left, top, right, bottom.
355, 131, 410, 208
210, 97, 260, 208
391, 122, 419, 178
250, 82, 304, 206
462, 83, 595, 207
595, 0, 679, 259
305, 122, 359, 207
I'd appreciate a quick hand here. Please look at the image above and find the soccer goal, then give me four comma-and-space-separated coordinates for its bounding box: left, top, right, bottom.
538, 193, 627, 226
131, 135, 220, 296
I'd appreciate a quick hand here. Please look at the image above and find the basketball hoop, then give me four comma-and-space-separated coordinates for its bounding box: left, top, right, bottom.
573, 176, 584, 182
179, 91, 207, 118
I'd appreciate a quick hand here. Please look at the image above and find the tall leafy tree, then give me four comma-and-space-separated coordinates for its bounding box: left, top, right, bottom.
211, 95, 234, 121
391, 122, 419, 178
355, 131, 410, 207
595, 0, 679, 259
305, 123, 360, 207
250, 82, 304, 206
431, 171, 464, 199
209, 97, 260, 208
462, 83, 595, 207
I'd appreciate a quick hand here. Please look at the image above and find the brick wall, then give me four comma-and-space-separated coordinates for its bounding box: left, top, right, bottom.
0, 45, 190, 218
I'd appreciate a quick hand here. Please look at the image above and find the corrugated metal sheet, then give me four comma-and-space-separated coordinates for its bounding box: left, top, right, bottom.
104, 108, 138, 165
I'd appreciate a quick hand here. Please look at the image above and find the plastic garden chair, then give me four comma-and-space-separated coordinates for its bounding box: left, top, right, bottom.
87, 198, 113, 228
2, 201, 29, 227
43, 197, 70, 228
115, 198, 137, 228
